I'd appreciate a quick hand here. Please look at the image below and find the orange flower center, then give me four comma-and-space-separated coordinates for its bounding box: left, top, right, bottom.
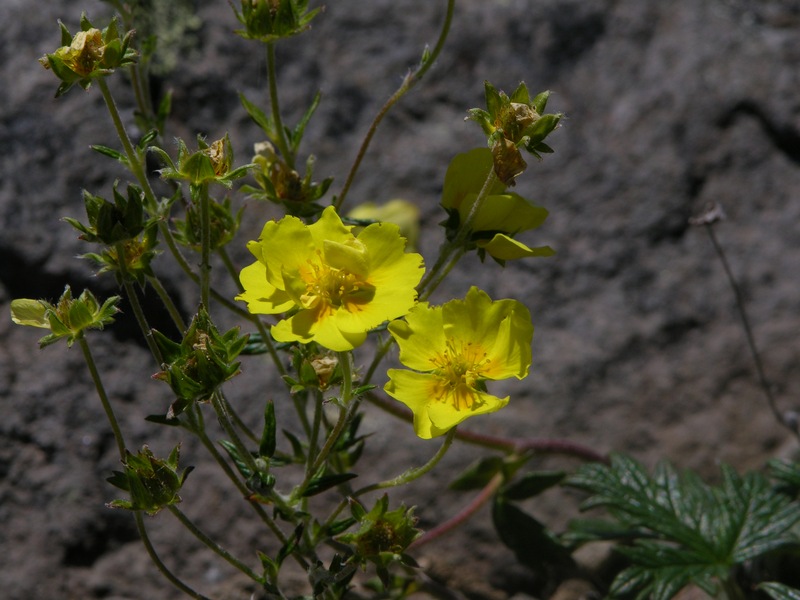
300, 254, 375, 311
430, 339, 492, 410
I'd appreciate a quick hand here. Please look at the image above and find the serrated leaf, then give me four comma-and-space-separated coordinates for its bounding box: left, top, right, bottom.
759, 582, 800, 600
566, 454, 800, 600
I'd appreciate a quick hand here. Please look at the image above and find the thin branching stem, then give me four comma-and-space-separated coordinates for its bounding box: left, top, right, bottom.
115, 243, 163, 364
168, 505, 262, 584
704, 223, 799, 439
365, 390, 608, 463
197, 183, 212, 308
355, 428, 456, 496
147, 274, 186, 333
335, 0, 455, 210
134, 512, 211, 600
78, 337, 126, 460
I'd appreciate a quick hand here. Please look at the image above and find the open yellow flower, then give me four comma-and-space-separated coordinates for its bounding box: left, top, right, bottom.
237, 206, 424, 351
384, 286, 533, 439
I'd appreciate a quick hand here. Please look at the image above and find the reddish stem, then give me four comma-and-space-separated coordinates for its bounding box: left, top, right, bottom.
366, 391, 608, 464
409, 472, 503, 549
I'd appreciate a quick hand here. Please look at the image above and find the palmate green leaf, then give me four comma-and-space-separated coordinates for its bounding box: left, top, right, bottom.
770, 459, 800, 497
758, 582, 800, 600
566, 454, 800, 599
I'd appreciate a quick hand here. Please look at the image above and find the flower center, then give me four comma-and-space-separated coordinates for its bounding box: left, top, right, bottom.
431, 339, 492, 410
300, 253, 374, 310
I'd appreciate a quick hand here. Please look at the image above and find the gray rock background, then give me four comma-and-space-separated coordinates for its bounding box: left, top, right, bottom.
2, 0, 799, 598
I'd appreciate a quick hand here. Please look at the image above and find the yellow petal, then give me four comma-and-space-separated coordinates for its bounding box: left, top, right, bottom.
236, 261, 294, 314
10, 299, 51, 329
384, 370, 448, 439
468, 192, 548, 234
477, 234, 555, 261
388, 303, 446, 372
426, 388, 509, 431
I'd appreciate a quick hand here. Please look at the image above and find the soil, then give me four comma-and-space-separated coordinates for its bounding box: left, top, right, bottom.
2, 1, 799, 598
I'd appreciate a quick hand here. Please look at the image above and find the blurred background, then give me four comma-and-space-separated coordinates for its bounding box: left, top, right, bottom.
1, 0, 799, 598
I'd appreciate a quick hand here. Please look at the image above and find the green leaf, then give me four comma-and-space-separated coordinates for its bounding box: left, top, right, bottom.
449, 456, 504, 491
500, 470, 566, 501
289, 90, 322, 153
239, 92, 276, 139
770, 458, 800, 497
282, 429, 305, 461
90, 144, 126, 163
566, 454, 800, 600
492, 497, 573, 572
758, 582, 800, 600
259, 401, 277, 458
302, 473, 358, 497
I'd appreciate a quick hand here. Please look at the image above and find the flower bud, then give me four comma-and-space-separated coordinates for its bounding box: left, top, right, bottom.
107, 445, 193, 515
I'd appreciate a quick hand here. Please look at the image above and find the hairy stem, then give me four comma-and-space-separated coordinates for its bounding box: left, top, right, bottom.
356, 427, 456, 496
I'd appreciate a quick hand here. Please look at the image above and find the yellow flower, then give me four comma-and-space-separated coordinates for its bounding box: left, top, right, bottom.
237, 206, 424, 351
441, 148, 554, 264
384, 286, 533, 439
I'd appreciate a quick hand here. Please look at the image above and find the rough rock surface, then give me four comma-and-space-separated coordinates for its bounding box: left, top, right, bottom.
2, 0, 799, 598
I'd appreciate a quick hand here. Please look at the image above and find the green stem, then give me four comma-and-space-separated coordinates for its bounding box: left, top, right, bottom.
147, 274, 186, 332
419, 247, 465, 302
335, 0, 455, 210
297, 353, 356, 498
99, 77, 239, 318
115, 242, 163, 364
133, 512, 211, 600
186, 405, 293, 550
79, 337, 206, 599
306, 390, 324, 474
197, 184, 212, 309
356, 428, 456, 496
78, 338, 126, 460
168, 505, 262, 584
362, 335, 394, 386
266, 42, 294, 169
418, 166, 497, 299
98, 78, 158, 212
221, 392, 258, 444
210, 391, 260, 476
